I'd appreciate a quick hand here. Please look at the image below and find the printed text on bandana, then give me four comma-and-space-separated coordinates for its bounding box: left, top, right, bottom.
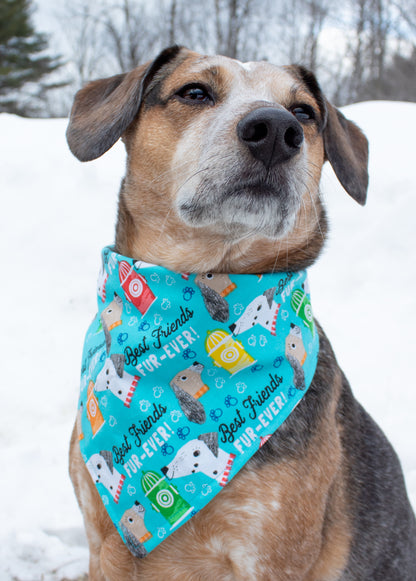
124, 306, 198, 376
218, 372, 288, 453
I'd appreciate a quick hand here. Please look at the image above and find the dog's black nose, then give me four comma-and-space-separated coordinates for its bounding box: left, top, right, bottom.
237, 107, 303, 168
229, 323, 236, 334
161, 466, 168, 476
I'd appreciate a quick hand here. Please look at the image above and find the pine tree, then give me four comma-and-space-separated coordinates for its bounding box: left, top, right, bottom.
0, 0, 63, 115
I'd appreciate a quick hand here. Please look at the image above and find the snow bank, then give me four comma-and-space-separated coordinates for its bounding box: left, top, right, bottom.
0, 101, 415, 579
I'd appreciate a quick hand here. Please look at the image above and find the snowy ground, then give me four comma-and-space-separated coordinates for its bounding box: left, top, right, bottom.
0, 101, 415, 580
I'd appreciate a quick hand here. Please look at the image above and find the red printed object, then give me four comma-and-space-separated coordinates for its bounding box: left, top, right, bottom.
119, 261, 156, 315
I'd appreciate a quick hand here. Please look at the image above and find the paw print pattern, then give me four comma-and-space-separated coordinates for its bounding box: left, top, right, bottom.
161, 444, 174, 456
185, 482, 196, 494
117, 332, 129, 346
215, 377, 225, 389
201, 484, 212, 496
183, 349, 196, 360
273, 356, 284, 368
177, 426, 191, 440
170, 410, 182, 423
183, 287, 195, 301
236, 382, 247, 394
251, 364, 264, 372
140, 400, 151, 412
225, 396, 238, 408
209, 408, 223, 421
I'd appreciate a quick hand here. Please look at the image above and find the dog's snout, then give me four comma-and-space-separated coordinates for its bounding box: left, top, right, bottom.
237, 107, 304, 168
161, 466, 169, 476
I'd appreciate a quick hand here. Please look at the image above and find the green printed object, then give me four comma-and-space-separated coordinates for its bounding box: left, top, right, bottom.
290, 288, 314, 335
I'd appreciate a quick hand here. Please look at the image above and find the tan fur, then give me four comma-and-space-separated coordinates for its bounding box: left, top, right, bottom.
115, 53, 326, 274
67, 47, 370, 580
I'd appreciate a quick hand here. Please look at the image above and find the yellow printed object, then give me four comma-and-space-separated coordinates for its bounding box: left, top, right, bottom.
205, 329, 255, 375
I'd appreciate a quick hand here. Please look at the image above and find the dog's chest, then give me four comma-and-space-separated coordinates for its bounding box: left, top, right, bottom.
129, 439, 351, 581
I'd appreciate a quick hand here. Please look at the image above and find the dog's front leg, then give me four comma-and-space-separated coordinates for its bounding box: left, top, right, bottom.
69, 424, 123, 581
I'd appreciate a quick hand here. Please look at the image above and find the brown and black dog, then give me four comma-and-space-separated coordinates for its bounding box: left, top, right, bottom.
67, 46, 416, 580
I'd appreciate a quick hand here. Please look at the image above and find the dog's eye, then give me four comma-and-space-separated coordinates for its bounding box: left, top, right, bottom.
176, 84, 214, 105
193, 450, 200, 457
290, 105, 316, 123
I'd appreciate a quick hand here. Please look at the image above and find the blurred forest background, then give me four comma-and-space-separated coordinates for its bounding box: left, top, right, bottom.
1, 0, 416, 117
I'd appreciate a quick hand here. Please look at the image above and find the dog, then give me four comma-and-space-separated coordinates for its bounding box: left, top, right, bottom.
67, 46, 416, 580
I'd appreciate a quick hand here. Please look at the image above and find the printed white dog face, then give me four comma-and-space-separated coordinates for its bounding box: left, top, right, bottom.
95, 354, 138, 407
161, 433, 234, 486
86, 451, 125, 502
229, 287, 280, 336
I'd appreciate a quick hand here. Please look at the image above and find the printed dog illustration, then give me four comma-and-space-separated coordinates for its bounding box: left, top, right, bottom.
95, 353, 139, 407
68, 46, 416, 580
101, 292, 123, 352
195, 273, 236, 322
229, 287, 280, 335
161, 432, 235, 487
285, 323, 307, 389
120, 502, 152, 559
169, 361, 208, 424
86, 450, 125, 503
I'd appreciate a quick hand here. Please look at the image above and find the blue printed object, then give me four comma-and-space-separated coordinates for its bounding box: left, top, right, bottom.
78, 246, 319, 557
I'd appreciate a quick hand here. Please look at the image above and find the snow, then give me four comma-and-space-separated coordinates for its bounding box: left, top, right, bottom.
0, 101, 415, 579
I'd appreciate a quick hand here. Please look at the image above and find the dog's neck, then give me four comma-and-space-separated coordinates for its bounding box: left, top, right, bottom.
114, 183, 328, 274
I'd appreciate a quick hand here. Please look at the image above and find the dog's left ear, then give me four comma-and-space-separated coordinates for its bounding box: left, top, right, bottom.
66, 45, 185, 162
287, 65, 369, 205
323, 101, 369, 206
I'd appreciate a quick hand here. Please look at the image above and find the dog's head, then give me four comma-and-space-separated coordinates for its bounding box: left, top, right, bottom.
67, 46, 368, 273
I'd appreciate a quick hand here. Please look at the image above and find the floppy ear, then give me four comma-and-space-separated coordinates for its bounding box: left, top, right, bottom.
323, 101, 369, 206
66, 45, 184, 162
285, 65, 369, 205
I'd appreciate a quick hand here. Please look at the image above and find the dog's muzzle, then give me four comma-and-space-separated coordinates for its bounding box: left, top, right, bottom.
237, 107, 303, 169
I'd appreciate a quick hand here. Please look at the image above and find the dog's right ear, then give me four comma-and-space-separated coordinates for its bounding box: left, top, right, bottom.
66, 45, 184, 162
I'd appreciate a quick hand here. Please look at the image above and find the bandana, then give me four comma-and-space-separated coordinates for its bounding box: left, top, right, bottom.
78, 246, 319, 557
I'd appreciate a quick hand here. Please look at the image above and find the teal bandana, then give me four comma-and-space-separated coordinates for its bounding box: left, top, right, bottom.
78, 246, 319, 557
